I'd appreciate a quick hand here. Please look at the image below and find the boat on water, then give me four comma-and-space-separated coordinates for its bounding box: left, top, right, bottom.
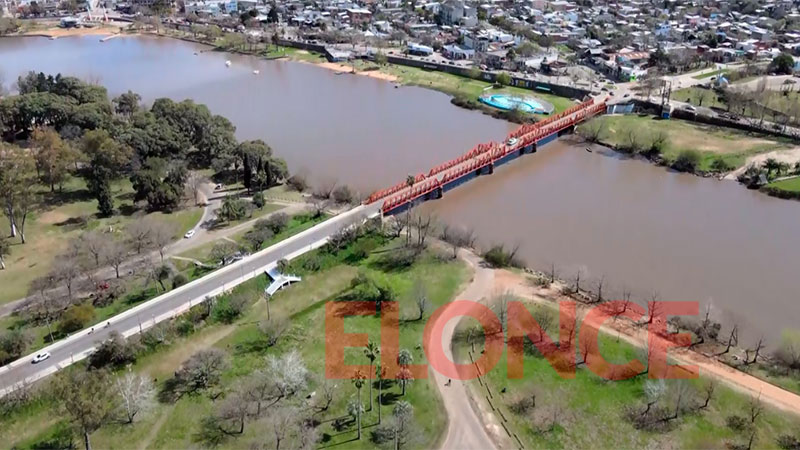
49, 36, 57, 40
253, 70, 260, 75
585, 147, 593, 153
225, 60, 232, 67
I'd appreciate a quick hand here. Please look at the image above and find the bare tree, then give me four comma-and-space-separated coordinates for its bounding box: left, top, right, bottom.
647, 292, 662, 325
413, 278, 429, 321
745, 337, 765, 366
411, 212, 434, 248
700, 381, 716, 409
187, 172, 205, 206
549, 262, 557, 284
258, 315, 289, 347
80, 230, 109, 268
150, 220, 177, 262
103, 238, 130, 279
51, 252, 82, 300
175, 348, 229, 393
125, 217, 156, 254
114, 370, 156, 424
387, 216, 406, 239
748, 392, 763, 424
440, 224, 475, 259
593, 275, 606, 304
265, 350, 308, 398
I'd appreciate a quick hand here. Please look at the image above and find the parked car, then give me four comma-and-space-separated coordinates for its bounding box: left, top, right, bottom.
32, 352, 51, 364
683, 105, 697, 113
184, 229, 196, 239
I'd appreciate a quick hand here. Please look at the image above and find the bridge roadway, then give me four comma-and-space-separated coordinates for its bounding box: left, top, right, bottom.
367, 98, 607, 215
0, 204, 380, 396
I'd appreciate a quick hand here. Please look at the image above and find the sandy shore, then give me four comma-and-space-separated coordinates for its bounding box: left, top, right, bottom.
23, 25, 127, 39
726, 146, 800, 180
314, 61, 398, 82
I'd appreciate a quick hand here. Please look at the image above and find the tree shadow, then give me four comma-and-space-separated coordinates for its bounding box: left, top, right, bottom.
379, 391, 403, 406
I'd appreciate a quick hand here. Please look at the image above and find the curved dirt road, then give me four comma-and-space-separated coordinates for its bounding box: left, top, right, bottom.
431, 251, 501, 450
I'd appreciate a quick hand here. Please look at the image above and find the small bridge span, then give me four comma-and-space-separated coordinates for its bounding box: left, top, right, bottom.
365, 98, 607, 215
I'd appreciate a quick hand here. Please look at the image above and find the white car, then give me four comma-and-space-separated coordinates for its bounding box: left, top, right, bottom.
184, 229, 196, 239
506, 137, 519, 147
683, 105, 697, 113
32, 352, 51, 364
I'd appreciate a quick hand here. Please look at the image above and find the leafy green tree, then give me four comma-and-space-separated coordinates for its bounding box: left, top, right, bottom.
0, 144, 37, 242
81, 130, 132, 216
130, 157, 187, 212
58, 303, 96, 334
252, 191, 265, 209
53, 369, 116, 450
31, 127, 76, 192
87, 331, 136, 369
0, 329, 33, 365
243, 228, 272, 252
218, 197, 249, 222
113, 90, 142, 117
495, 72, 512, 86
771, 52, 796, 75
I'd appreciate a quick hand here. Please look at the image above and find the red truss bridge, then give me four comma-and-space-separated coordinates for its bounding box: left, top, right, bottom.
365, 98, 607, 216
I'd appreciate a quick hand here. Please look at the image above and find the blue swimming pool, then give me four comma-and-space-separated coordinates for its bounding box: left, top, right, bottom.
478, 94, 554, 115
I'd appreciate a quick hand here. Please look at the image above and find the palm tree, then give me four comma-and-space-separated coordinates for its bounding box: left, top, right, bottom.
376, 363, 385, 424
397, 349, 413, 395
763, 158, 781, 177
352, 372, 365, 440
364, 341, 380, 411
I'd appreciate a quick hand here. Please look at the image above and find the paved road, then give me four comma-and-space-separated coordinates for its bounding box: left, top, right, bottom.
0, 203, 380, 395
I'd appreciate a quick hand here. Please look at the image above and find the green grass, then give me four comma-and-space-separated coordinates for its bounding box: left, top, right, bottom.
582, 114, 789, 171
453, 300, 800, 449
378, 63, 576, 115
1, 237, 469, 450
673, 87, 727, 109
0, 175, 202, 305
765, 176, 800, 193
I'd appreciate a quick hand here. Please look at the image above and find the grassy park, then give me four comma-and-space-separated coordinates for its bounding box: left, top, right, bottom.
580, 114, 789, 172
0, 226, 470, 449
0, 175, 202, 305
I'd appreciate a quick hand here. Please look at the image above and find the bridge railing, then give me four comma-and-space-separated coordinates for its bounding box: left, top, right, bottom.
375, 100, 607, 213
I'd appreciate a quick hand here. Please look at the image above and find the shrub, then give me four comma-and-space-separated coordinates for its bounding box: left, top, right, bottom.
483, 244, 522, 268
0, 329, 33, 365
252, 191, 265, 209
176, 320, 195, 336
777, 435, 800, 450
302, 254, 322, 272
332, 185, 354, 204
212, 292, 250, 323
711, 157, 735, 173
672, 150, 701, 173
87, 331, 136, 369
259, 212, 289, 234
726, 415, 750, 432
286, 174, 308, 192
276, 258, 291, 273
172, 273, 189, 289
58, 303, 95, 335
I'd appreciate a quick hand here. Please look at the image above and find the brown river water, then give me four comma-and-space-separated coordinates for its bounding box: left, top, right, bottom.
1, 35, 798, 344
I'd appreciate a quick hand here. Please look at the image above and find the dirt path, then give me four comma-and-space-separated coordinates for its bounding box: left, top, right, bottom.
431, 251, 505, 450
493, 269, 800, 416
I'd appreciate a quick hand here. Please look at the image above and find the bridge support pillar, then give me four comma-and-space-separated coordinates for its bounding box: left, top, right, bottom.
434, 187, 443, 199
486, 163, 494, 175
